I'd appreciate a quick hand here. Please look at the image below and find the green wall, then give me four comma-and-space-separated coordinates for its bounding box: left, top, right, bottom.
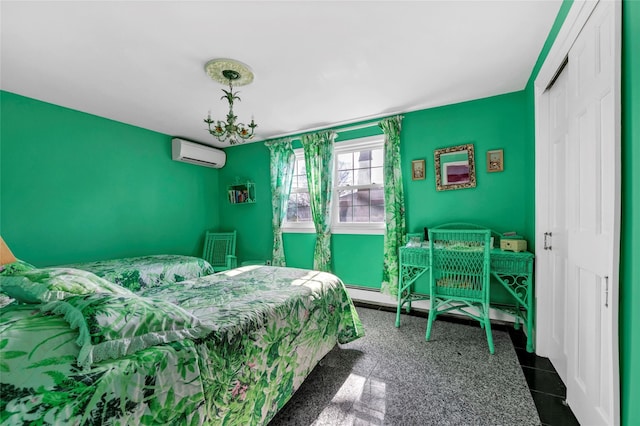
217, 141, 273, 263
0, 91, 220, 266
402, 91, 532, 240
621, 1, 639, 424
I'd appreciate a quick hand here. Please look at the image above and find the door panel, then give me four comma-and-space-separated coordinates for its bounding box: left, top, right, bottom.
546, 68, 570, 382
565, 2, 618, 424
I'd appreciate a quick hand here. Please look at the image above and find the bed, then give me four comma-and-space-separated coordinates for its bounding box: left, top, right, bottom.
63, 254, 216, 291
0, 263, 364, 425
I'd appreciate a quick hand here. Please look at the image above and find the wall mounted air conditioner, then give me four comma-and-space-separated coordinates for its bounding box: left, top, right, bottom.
172, 138, 226, 168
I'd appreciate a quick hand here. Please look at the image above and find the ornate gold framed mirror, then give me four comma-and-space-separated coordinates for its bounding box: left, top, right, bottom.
434, 143, 476, 191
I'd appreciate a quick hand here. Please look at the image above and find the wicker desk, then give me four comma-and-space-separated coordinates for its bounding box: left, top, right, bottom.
396, 246, 535, 352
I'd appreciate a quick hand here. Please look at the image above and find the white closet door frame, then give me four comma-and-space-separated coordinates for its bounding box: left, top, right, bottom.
534, 0, 621, 424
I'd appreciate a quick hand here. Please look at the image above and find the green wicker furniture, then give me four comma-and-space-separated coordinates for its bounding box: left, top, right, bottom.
202, 230, 237, 272
395, 246, 430, 327
405, 232, 423, 244
395, 223, 536, 352
425, 228, 494, 353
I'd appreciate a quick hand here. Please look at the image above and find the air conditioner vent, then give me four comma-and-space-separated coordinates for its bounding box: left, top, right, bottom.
182, 157, 218, 167
172, 138, 226, 168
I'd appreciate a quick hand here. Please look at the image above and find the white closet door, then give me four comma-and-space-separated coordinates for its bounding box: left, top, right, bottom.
564, 2, 619, 424
536, 1, 620, 424
545, 64, 570, 384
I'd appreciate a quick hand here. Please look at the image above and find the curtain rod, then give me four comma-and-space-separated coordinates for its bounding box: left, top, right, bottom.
277, 121, 380, 142
262, 112, 403, 143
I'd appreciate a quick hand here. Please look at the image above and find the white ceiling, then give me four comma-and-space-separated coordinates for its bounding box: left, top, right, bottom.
1, 1, 562, 148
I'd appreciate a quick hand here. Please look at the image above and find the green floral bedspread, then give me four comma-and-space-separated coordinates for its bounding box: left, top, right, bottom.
0, 265, 364, 425
63, 254, 215, 291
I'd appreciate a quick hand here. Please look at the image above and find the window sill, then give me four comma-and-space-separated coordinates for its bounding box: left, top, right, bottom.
282, 226, 315, 234
282, 224, 385, 235
333, 224, 385, 235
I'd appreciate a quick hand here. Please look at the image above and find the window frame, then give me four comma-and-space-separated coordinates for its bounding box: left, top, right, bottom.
282, 135, 386, 235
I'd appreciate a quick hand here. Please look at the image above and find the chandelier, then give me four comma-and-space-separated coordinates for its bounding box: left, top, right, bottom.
203, 58, 257, 145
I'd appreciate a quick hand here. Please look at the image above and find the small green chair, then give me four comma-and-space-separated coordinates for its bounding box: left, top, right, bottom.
202, 230, 237, 272
425, 228, 494, 353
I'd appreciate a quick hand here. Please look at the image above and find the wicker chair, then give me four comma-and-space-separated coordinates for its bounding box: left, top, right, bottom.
202, 230, 237, 272
425, 228, 494, 353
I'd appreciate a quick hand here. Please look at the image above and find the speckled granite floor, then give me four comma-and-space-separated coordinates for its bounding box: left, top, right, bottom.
270, 306, 541, 426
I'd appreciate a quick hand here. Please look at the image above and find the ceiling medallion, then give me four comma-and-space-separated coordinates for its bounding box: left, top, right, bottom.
203, 58, 257, 145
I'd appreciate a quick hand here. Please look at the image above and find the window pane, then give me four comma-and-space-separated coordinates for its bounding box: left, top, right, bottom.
338, 190, 354, 207
297, 159, 306, 176
354, 168, 371, 185
291, 157, 308, 190
354, 189, 370, 206
355, 150, 371, 168
297, 174, 307, 190
354, 205, 371, 222
297, 192, 310, 207
286, 192, 311, 222
291, 175, 301, 190
338, 190, 354, 222
337, 153, 353, 171
297, 206, 311, 222
370, 188, 384, 206
339, 208, 352, 223
338, 187, 385, 224
371, 167, 383, 184
286, 197, 298, 221
287, 194, 299, 221
337, 169, 353, 186
371, 149, 383, 167
371, 205, 385, 222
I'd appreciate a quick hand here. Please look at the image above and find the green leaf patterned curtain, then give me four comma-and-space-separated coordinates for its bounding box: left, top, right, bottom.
301, 131, 336, 272
265, 138, 295, 266
379, 116, 406, 296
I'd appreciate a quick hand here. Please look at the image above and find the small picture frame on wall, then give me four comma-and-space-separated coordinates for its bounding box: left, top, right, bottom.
411, 159, 426, 180
487, 149, 504, 172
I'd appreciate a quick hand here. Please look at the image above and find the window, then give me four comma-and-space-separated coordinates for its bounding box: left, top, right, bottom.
283, 135, 385, 234
286, 156, 312, 225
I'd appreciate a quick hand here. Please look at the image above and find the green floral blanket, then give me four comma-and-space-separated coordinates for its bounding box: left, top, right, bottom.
63, 254, 215, 291
0, 265, 364, 425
